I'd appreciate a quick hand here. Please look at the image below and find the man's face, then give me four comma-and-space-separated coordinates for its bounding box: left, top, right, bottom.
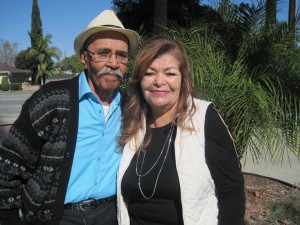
81, 31, 129, 95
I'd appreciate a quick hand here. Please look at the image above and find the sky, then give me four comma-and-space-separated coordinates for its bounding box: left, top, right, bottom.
0, 0, 289, 59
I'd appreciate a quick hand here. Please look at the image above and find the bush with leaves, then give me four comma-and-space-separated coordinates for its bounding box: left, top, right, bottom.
160, 22, 300, 163
266, 191, 300, 224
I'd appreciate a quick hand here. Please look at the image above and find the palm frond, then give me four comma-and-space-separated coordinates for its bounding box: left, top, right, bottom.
161, 22, 299, 163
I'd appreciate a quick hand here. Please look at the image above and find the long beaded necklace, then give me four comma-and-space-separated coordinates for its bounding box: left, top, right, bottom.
136, 122, 175, 199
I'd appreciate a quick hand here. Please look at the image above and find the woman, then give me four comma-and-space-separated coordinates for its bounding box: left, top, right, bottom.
117, 35, 245, 225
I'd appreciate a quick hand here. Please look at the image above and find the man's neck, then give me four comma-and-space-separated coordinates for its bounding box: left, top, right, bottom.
96, 89, 115, 106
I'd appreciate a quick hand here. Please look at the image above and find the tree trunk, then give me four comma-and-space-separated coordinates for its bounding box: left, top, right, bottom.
154, 0, 167, 34
288, 0, 296, 46
265, 0, 277, 28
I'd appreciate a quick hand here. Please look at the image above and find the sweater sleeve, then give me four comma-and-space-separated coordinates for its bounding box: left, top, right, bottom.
0, 92, 43, 214
204, 104, 245, 225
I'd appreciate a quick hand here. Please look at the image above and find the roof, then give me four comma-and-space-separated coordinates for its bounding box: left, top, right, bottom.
0, 65, 30, 74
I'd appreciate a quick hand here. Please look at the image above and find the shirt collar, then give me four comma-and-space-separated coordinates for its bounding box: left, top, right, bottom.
78, 71, 92, 100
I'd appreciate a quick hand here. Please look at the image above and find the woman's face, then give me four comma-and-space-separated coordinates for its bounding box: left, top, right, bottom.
141, 53, 182, 116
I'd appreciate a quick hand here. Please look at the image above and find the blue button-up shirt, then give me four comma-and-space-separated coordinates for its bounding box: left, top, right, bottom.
65, 72, 122, 203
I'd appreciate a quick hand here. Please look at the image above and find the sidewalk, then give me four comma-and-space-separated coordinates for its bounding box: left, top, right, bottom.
241, 150, 300, 187
22, 83, 40, 91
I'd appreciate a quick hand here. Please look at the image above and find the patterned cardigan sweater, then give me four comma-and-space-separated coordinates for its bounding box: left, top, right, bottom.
0, 76, 80, 224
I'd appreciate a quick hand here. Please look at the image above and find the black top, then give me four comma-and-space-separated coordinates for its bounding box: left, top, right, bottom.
121, 104, 245, 225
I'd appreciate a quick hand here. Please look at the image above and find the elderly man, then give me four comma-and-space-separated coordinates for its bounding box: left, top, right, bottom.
0, 10, 140, 225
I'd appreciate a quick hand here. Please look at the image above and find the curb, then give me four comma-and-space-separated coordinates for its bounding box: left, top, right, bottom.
243, 172, 300, 188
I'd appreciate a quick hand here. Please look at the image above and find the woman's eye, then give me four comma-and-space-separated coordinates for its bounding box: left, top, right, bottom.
145, 72, 154, 76
167, 72, 176, 76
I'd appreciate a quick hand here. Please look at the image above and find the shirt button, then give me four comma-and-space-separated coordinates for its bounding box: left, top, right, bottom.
65, 153, 70, 159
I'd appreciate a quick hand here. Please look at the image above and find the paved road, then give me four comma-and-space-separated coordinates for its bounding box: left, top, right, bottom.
0, 93, 32, 124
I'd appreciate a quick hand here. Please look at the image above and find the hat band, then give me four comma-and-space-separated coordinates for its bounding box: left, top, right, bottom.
102, 25, 123, 29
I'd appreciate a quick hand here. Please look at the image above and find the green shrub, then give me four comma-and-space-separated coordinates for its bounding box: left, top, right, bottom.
266, 191, 300, 224
9, 83, 22, 90
1, 77, 9, 91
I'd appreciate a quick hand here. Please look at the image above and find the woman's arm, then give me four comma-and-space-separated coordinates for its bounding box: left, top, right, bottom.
205, 104, 245, 225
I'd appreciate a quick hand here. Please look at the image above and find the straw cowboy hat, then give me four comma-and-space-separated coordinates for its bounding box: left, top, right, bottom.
74, 10, 140, 56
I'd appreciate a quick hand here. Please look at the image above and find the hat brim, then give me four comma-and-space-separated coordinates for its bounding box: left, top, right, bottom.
74, 26, 140, 57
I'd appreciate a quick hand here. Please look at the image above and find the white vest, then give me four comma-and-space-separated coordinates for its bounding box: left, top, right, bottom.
117, 98, 219, 225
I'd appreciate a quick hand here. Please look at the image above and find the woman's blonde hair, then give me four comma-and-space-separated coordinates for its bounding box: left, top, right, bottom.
119, 35, 196, 149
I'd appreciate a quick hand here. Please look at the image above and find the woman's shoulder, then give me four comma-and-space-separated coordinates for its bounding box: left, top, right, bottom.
192, 97, 210, 103
192, 97, 213, 111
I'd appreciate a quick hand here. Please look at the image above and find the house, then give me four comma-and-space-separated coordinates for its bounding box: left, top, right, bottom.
0, 65, 31, 90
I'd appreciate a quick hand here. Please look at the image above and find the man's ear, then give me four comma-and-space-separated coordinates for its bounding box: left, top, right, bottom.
80, 51, 87, 68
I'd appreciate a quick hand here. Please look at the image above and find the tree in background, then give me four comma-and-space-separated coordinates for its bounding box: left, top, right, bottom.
199, 0, 300, 97
288, 0, 297, 46
266, 0, 277, 27
116, 0, 300, 162
154, 0, 167, 34
0, 39, 18, 67
113, 0, 203, 34
30, 0, 43, 49
15, 48, 33, 70
29, 0, 43, 84
114, 0, 300, 97
27, 34, 61, 85
57, 54, 83, 74
176, 1, 300, 160
162, 21, 299, 163
27, 0, 61, 85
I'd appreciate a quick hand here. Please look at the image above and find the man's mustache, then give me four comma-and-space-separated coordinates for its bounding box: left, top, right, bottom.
96, 67, 123, 78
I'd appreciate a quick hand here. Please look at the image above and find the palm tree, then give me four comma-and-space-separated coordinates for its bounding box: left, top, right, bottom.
162, 15, 299, 164
28, 34, 61, 84
124, 0, 299, 163
200, 1, 300, 95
